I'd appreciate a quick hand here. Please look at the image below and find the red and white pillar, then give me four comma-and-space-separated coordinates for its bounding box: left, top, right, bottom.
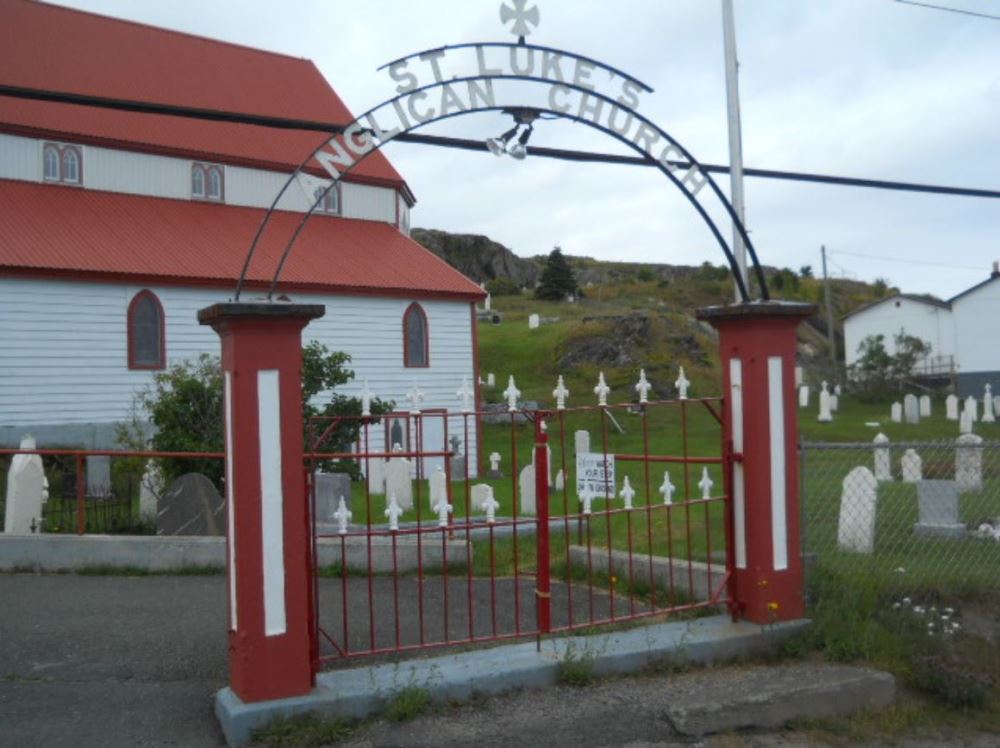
697, 302, 815, 624
199, 302, 325, 702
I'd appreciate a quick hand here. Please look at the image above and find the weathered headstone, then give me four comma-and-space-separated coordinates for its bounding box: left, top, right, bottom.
994, 395, 1000, 416
3, 435, 48, 535
157, 473, 225, 536
139, 460, 163, 521
901, 449, 922, 483
837, 466, 878, 554
518, 464, 536, 515
914, 480, 966, 539
955, 433, 983, 493
903, 394, 920, 425
484, 293, 491, 312
890, 402, 902, 423
834, 384, 843, 397
314, 471, 352, 521
919, 395, 931, 418
554, 469, 565, 492
817, 381, 833, 422
471, 483, 493, 511
574, 430, 591, 455
982, 384, 996, 423
794, 366, 803, 387
945, 394, 959, 421
385, 453, 413, 511
487, 451, 503, 479
528, 313, 540, 329
960, 408, 974, 435
86, 455, 111, 497
487, 372, 496, 388
964, 396, 978, 423
367, 456, 386, 495
448, 435, 467, 482
873, 433, 892, 482
829, 393, 839, 412
799, 385, 810, 408
428, 466, 447, 511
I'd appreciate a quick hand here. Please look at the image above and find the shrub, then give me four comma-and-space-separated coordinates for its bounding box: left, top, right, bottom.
485, 276, 521, 296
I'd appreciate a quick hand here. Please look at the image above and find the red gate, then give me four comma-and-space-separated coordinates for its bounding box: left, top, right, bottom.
306, 396, 733, 669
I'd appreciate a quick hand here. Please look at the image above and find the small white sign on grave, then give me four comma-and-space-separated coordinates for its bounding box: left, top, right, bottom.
576, 452, 616, 498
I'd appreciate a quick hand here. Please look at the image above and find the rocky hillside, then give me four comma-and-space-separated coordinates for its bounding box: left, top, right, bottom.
411, 229, 539, 288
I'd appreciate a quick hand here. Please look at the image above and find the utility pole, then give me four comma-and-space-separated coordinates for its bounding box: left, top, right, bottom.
721, 0, 748, 301
821, 245, 838, 378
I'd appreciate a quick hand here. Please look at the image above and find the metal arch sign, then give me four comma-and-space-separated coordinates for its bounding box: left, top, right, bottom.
237, 3, 769, 303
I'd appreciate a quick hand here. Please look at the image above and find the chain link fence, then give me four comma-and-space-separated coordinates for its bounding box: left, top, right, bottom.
800, 439, 1000, 596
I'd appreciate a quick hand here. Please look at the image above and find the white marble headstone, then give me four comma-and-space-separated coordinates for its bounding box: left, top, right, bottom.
799, 385, 810, 408
901, 449, 922, 483
903, 394, 920, 425
945, 394, 959, 421
528, 313, 540, 329
574, 430, 591, 455
890, 402, 902, 424
873, 432, 892, 482
818, 382, 833, 422
960, 407, 974, 435
955, 433, 983, 493
919, 395, 931, 418
837, 466, 878, 554
3, 435, 48, 535
428, 466, 447, 512
518, 464, 536, 515
385, 454, 413, 511
795, 366, 803, 387
367, 456, 386, 495
554, 469, 565, 492
982, 384, 996, 423
964, 396, 978, 423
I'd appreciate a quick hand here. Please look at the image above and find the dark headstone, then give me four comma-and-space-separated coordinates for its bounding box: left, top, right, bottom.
157, 473, 225, 536
914, 480, 966, 540
314, 471, 352, 520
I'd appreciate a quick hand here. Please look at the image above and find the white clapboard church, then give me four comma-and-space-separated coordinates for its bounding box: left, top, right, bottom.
0, 0, 484, 468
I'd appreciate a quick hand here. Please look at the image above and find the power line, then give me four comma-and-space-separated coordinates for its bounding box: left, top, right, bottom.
2, 83, 999, 200
894, 0, 1000, 21
828, 248, 988, 272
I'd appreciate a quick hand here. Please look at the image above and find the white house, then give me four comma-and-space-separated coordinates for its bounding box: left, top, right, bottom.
0, 0, 484, 469
843, 266, 1000, 396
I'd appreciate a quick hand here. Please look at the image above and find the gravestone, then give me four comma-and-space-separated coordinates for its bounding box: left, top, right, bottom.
901, 449, 922, 483
470, 484, 493, 511
903, 394, 920, 425
385, 453, 413, 511
919, 395, 931, 418
487, 372, 496, 388
554, 469, 565, 492
428, 466, 447, 511
487, 451, 503, 479
873, 433, 892, 482
964, 396, 978, 423
574, 430, 591, 455
834, 384, 842, 397
139, 460, 163, 521
86, 455, 112, 497
830, 393, 839, 412
955, 433, 983, 493
817, 382, 833, 422
890, 402, 902, 423
157, 473, 225, 536
528, 313, 540, 329
314, 471, 352, 521
960, 408, 974, 435
3, 435, 48, 535
982, 384, 996, 423
484, 293, 491, 311
518, 464, 536, 515
795, 366, 803, 387
798, 385, 809, 408
448, 435, 467, 482
533, 443, 552, 488
945, 394, 959, 421
914, 480, 966, 539
994, 395, 1000, 417
837, 466, 878, 554
367, 456, 386, 495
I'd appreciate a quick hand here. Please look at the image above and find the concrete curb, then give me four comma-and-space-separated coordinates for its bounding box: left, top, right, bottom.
0, 534, 470, 573
215, 614, 812, 747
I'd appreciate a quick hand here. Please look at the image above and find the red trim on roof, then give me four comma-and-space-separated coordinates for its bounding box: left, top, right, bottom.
0, 180, 483, 300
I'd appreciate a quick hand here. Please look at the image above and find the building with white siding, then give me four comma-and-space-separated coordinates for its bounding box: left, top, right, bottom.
842, 266, 1000, 396
0, 0, 484, 466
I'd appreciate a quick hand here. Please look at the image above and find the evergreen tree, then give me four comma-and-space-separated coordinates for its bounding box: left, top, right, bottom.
534, 246, 578, 301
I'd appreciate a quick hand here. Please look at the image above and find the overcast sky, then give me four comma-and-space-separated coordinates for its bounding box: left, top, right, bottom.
51, 0, 1000, 298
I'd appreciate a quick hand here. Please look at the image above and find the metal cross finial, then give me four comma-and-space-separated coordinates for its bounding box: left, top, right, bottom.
500, 0, 540, 40
635, 369, 652, 404
503, 375, 521, 412
553, 375, 570, 410
334, 496, 352, 535
659, 470, 676, 505
594, 371, 611, 407
699, 467, 714, 500
619, 475, 635, 510
407, 381, 425, 414
360, 378, 373, 417
384, 493, 403, 531
674, 366, 690, 400
457, 376, 475, 413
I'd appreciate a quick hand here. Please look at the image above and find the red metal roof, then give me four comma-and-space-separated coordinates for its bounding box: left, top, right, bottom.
0, 179, 482, 299
0, 0, 409, 195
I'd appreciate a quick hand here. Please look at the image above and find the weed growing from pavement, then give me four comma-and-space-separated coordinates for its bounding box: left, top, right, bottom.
250, 713, 355, 747
557, 638, 609, 687
385, 685, 431, 722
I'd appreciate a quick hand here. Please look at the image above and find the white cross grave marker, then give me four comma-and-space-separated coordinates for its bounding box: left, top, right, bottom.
619, 476, 635, 510
983, 384, 996, 423
407, 382, 424, 414
594, 371, 611, 406
480, 486, 500, 523
553, 375, 570, 410
659, 470, 676, 505
699, 467, 714, 500
435, 498, 453, 528
504, 376, 521, 412
635, 369, 652, 404
457, 376, 475, 413
360, 378, 373, 417
580, 487, 594, 516
675, 366, 690, 400
334, 497, 352, 535
489, 452, 502, 473
384, 493, 403, 531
